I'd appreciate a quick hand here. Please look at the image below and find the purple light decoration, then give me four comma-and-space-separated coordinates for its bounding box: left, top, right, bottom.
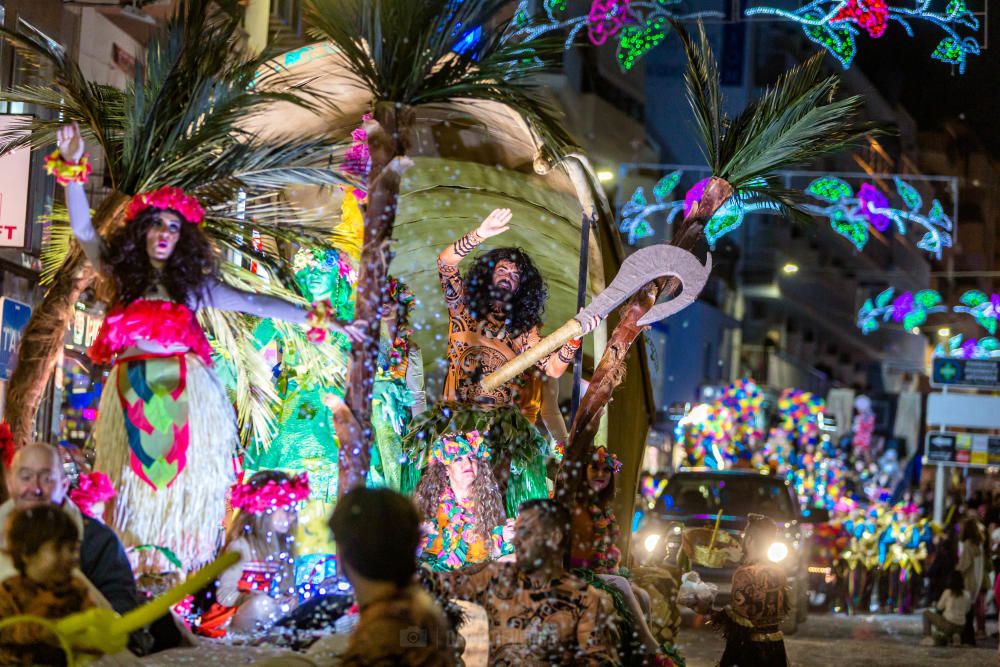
684, 177, 710, 218
858, 183, 890, 232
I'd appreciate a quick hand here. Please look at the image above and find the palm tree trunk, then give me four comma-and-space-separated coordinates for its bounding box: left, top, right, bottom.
340, 102, 412, 495
558, 177, 733, 503
4, 192, 130, 455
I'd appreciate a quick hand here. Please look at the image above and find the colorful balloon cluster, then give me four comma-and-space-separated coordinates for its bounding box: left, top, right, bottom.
775, 388, 825, 447
717, 378, 766, 444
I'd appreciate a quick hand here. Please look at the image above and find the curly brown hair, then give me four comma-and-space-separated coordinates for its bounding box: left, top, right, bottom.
102, 207, 218, 307
413, 462, 507, 547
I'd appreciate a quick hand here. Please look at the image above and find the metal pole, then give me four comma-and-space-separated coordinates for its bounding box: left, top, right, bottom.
933, 386, 948, 525
570, 214, 592, 425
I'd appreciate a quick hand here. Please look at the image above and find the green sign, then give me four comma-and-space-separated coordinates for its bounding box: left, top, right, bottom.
931, 357, 1000, 389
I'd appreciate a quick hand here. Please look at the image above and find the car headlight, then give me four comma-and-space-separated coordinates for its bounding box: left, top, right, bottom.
767, 541, 789, 563
643, 533, 662, 553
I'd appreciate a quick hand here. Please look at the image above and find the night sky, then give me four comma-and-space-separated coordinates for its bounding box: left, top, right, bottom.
851, 4, 1000, 159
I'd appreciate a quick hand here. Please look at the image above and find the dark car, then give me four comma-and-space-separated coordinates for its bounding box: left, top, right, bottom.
632, 469, 811, 634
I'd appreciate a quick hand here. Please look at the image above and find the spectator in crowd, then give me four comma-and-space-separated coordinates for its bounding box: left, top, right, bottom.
307, 487, 454, 667
927, 532, 959, 607
1, 445, 139, 614
920, 570, 969, 647
0, 443, 154, 653
0, 504, 97, 666
438, 498, 619, 666
957, 517, 985, 645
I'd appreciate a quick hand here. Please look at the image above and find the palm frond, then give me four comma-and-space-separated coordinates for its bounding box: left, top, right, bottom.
676, 22, 876, 191
306, 0, 577, 154
200, 307, 279, 450
672, 20, 723, 174
38, 206, 72, 286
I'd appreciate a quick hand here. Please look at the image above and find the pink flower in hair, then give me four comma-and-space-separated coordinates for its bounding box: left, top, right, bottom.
125, 186, 206, 225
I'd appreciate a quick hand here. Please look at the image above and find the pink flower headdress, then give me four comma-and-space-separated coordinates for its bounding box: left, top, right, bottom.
230, 472, 311, 515
125, 186, 205, 225
69, 472, 116, 518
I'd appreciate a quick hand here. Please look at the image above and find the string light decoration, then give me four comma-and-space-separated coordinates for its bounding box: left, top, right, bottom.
934, 334, 1000, 360
513, 0, 721, 72
859, 288, 1000, 336
857, 287, 946, 333
803, 176, 954, 258
952, 290, 1000, 334
746, 1, 981, 74
620, 173, 779, 247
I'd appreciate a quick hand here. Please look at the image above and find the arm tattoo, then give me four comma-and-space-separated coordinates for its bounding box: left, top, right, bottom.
454, 231, 482, 258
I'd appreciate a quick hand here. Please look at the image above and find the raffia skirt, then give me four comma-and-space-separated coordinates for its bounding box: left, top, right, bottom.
93, 353, 237, 572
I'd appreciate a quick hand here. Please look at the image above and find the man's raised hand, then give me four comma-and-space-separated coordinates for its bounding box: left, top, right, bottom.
476, 208, 513, 239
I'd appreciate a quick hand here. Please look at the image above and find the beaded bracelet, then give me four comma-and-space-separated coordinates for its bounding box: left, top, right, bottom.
44, 149, 92, 186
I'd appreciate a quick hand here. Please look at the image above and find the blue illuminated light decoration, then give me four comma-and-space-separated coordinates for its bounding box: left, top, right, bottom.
513, 0, 721, 72
745, 1, 980, 74
856, 287, 945, 334
803, 176, 954, 259
952, 290, 1000, 335
620, 173, 779, 248
934, 334, 1000, 360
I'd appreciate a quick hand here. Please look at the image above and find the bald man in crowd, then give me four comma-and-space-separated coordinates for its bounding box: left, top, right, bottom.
0, 443, 149, 649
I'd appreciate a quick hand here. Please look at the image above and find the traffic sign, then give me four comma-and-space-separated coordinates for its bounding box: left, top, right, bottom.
931, 357, 1000, 389
925, 431, 1000, 468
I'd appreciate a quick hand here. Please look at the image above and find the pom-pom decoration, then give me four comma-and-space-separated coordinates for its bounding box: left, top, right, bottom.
44, 150, 92, 186
229, 472, 311, 514
69, 472, 117, 518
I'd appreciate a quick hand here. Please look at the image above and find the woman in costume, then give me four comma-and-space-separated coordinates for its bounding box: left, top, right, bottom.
570, 446, 664, 661
194, 470, 308, 637
246, 243, 356, 588
369, 277, 425, 491
712, 514, 789, 667
52, 123, 364, 570
413, 431, 513, 571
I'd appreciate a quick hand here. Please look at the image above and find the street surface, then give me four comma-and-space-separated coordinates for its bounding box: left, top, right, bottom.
460, 604, 998, 666
679, 612, 997, 667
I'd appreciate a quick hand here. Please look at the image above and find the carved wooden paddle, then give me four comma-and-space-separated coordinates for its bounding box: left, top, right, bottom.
481, 245, 711, 392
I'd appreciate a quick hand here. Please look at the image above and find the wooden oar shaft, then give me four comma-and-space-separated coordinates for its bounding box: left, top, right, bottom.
114, 551, 241, 634
481, 319, 583, 392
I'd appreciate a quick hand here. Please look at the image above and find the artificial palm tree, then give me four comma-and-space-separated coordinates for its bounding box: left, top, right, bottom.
305, 0, 577, 492
0, 0, 351, 451
559, 22, 876, 501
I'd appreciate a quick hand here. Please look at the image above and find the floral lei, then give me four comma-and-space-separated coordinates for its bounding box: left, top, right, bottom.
590, 503, 622, 573
382, 277, 416, 374
425, 484, 510, 571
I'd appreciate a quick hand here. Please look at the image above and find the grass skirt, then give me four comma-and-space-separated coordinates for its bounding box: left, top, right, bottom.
94, 353, 236, 571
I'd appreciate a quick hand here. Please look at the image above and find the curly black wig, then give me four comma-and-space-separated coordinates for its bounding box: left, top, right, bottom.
102, 208, 218, 307
464, 247, 547, 337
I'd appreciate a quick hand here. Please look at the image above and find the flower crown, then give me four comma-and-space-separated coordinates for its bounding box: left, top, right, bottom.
591, 446, 622, 474
293, 246, 357, 283
230, 472, 311, 515
69, 472, 116, 518
125, 186, 205, 225
427, 431, 490, 467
